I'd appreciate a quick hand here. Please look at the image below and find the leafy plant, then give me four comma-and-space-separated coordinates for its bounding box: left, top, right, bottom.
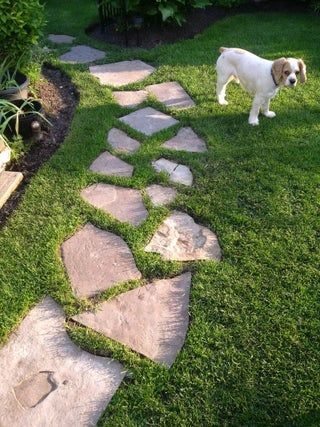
0, 55, 26, 92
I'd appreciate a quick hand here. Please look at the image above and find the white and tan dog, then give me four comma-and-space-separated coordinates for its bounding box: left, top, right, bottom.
216, 47, 306, 125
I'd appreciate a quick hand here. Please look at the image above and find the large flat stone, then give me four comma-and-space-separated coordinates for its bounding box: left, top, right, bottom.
146, 184, 177, 207
0, 297, 124, 426
146, 81, 195, 109
145, 211, 222, 261
59, 45, 105, 64
61, 223, 141, 298
0, 171, 23, 209
152, 158, 193, 186
48, 34, 75, 44
73, 272, 192, 367
81, 183, 148, 226
89, 60, 155, 87
90, 151, 133, 177
119, 107, 179, 136
113, 90, 148, 108
107, 128, 140, 154
162, 127, 207, 152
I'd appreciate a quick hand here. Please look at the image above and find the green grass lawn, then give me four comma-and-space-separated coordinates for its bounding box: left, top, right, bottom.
1, 2, 320, 425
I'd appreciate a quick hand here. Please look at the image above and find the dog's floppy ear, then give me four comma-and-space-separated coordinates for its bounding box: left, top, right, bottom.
298, 59, 307, 83
272, 57, 287, 85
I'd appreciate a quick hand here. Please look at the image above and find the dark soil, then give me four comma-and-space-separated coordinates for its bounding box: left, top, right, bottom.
0, 64, 79, 226
87, 0, 308, 49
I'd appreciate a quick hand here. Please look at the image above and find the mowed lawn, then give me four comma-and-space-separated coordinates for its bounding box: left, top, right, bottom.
1, 2, 320, 425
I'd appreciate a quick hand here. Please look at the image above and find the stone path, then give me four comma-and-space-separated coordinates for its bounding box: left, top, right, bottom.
146, 81, 195, 109
113, 90, 148, 108
59, 45, 105, 64
146, 184, 177, 207
90, 151, 134, 177
162, 127, 207, 153
107, 128, 140, 153
152, 158, 193, 186
48, 34, 75, 44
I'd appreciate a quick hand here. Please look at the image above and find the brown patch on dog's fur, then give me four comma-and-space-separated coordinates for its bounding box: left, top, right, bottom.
298, 59, 307, 83
272, 57, 289, 85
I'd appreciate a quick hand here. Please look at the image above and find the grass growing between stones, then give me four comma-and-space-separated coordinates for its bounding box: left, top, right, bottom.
1, 3, 320, 425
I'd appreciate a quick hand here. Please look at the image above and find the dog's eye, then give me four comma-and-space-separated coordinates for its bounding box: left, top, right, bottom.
284, 70, 290, 76
295, 71, 300, 75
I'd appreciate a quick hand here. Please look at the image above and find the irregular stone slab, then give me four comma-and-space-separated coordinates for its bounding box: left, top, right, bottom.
146, 184, 177, 207
73, 272, 192, 367
162, 127, 207, 153
90, 151, 133, 177
113, 90, 148, 108
89, 60, 155, 87
61, 223, 141, 297
152, 158, 193, 186
120, 107, 178, 136
107, 128, 140, 154
0, 297, 125, 426
0, 171, 23, 209
81, 183, 148, 226
145, 211, 221, 261
59, 45, 105, 64
48, 34, 75, 44
146, 81, 195, 109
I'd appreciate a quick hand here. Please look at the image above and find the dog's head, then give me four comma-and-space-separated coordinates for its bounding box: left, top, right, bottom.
272, 57, 307, 87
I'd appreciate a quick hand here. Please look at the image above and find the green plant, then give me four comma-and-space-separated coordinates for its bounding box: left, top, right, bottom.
0, 55, 26, 92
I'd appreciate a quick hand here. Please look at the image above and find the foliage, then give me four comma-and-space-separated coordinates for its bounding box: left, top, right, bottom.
0, 55, 25, 92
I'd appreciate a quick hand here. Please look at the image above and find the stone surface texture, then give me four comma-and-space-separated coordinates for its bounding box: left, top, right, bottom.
48, 34, 75, 44
81, 184, 148, 226
90, 151, 133, 177
0, 297, 124, 427
61, 223, 141, 298
146, 185, 177, 207
0, 171, 23, 209
152, 158, 193, 186
107, 128, 140, 154
162, 127, 207, 152
73, 273, 192, 367
59, 45, 105, 64
119, 107, 178, 136
146, 81, 195, 109
113, 90, 148, 108
89, 60, 155, 87
145, 211, 222, 261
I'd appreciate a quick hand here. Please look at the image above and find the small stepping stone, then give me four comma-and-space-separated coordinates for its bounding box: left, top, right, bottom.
0, 140, 11, 172
59, 45, 105, 64
113, 90, 148, 108
90, 151, 133, 177
48, 34, 75, 44
145, 211, 221, 261
146, 81, 195, 109
146, 184, 177, 207
72, 272, 192, 367
61, 223, 141, 298
107, 128, 140, 154
90, 60, 155, 87
0, 297, 124, 426
162, 127, 207, 153
81, 183, 148, 226
0, 171, 23, 209
152, 158, 193, 186
120, 107, 178, 136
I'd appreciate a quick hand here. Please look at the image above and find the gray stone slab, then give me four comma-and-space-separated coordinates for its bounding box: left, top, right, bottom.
119, 107, 178, 136
146, 81, 195, 109
89, 60, 155, 87
145, 211, 222, 261
107, 128, 140, 154
73, 272, 192, 367
59, 45, 105, 64
113, 90, 148, 108
152, 158, 193, 186
81, 183, 148, 226
146, 184, 177, 207
48, 34, 75, 44
162, 127, 207, 152
90, 151, 133, 177
0, 297, 125, 426
61, 223, 141, 298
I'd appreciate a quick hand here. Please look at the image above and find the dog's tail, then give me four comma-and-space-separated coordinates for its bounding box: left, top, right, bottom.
219, 47, 228, 53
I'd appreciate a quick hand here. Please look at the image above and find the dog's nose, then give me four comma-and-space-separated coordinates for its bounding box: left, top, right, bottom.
289, 78, 296, 85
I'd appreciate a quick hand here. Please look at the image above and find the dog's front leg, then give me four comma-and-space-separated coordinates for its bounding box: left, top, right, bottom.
261, 98, 276, 118
248, 95, 263, 126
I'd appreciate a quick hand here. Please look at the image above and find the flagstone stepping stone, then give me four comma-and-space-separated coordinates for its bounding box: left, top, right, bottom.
162, 127, 207, 153
81, 183, 148, 226
152, 158, 193, 186
48, 34, 75, 44
90, 60, 155, 87
146, 184, 177, 207
59, 45, 105, 64
146, 81, 195, 109
90, 151, 133, 177
107, 128, 140, 154
72, 272, 191, 367
61, 223, 141, 298
0, 297, 124, 426
120, 107, 178, 136
145, 211, 222, 261
0, 171, 23, 209
113, 90, 148, 108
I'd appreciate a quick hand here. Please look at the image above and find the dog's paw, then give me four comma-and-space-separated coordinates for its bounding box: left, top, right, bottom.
218, 99, 229, 106
264, 111, 276, 118
249, 118, 259, 126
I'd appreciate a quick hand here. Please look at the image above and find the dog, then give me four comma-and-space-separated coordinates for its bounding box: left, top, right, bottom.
216, 47, 306, 125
